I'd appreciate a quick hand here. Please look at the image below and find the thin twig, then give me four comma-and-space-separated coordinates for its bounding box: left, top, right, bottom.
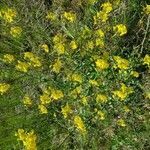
140, 15, 150, 55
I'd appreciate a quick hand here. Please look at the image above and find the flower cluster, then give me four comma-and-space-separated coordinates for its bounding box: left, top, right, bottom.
38, 88, 64, 114
10, 26, 22, 37
15, 129, 37, 150
113, 24, 127, 36
53, 33, 65, 55
24, 52, 41, 67
61, 104, 72, 119
40, 44, 49, 53
114, 56, 129, 70
113, 83, 133, 100
94, 2, 113, 24
2, 54, 15, 63
94, 109, 105, 120
74, 115, 86, 133
143, 54, 150, 67
143, 5, 150, 15
63, 11, 76, 23
0, 7, 16, 23
0, 83, 10, 95
23, 95, 32, 106
95, 59, 109, 70
16, 61, 30, 73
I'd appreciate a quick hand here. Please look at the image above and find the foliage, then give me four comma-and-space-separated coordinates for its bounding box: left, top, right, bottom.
0, 0, 150, 149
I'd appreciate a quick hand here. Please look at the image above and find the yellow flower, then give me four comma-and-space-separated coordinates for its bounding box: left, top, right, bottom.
113, 83, 133, 100
96, 94, 108, 103
96, 110, 105, 120
0, 8, 17, 23
40, 44, 49, 53
63, 11, 76, 22
89, 80, 99, 86
95, 38, 104, 47
38, 104, 48, 114
94, 11, 109, 24
70, 41, 78, 50
143, 5, 150, 15
98, 11, 108, 22
25, 133, 37, 150
81, 96, 88, 105
71, 73, 82, 83
74, 115, 86, 133
46, 12, 56, 20
16, 61, 30, 72
23, 95, 32, 106
95, 59, 109, 70
143, 54, 150, 67
2, 54, 15, 63
15, 129, 37, 150
117, 119, 126, 127
114, 56, 129, 70
52, 59, 62, 73
113, 24, 127, 36
101, 2, 113, 14
74, 86, 82, 94
24, 52, 34, 59
120, 83, 133, 94
15, 129, 26, 141
131, 71, 139, 78
54, 43, 65, 55
40, 93, 51, 105
145, 92, 150, 99
51, 89, 64, 100
113, 90, 126, 100
95, 29, 105, 38
10, 26, 22, 38
86, 41, 94, 50
70, 86, 82, 98
0, 83, 10, 95
61, 104, 72, 118
53, 33, 64, 44
24, 52, 41, 67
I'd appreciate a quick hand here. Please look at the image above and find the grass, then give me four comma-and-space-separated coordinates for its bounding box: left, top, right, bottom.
0, 0, 150, 149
